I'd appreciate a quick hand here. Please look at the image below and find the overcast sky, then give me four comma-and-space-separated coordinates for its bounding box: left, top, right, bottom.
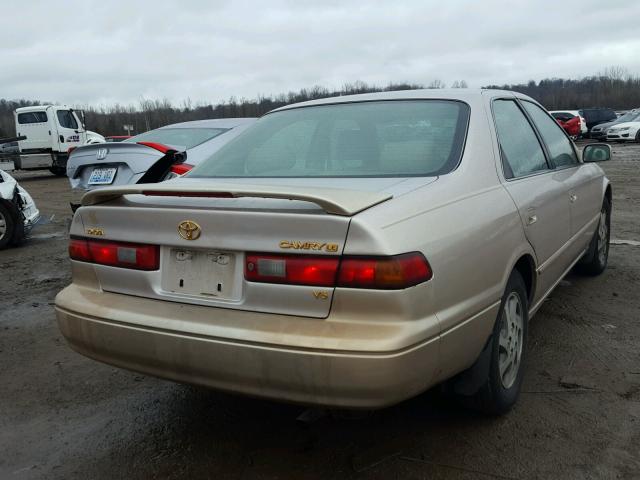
2, 0, 639, 107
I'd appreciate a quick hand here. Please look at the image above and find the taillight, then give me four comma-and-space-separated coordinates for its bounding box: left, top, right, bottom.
338, 253, 432, 289
69, 237, 159, 270
245, 254, 339, 287
244, 252, 431, 289
68, 146, 77, 154
169, 163, 193, 176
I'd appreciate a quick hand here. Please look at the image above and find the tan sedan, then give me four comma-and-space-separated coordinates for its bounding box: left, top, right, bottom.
55, 89, 612, 414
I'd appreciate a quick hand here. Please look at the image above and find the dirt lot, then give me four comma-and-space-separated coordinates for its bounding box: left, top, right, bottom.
1, 141, 639, 479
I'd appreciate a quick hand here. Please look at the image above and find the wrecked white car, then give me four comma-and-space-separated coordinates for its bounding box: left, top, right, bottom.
0, 170, 40, 249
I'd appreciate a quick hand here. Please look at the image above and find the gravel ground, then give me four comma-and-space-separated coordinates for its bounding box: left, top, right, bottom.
1, 141, 639, 479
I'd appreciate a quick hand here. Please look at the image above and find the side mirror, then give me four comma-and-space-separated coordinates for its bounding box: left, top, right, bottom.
583, 143, 611, 163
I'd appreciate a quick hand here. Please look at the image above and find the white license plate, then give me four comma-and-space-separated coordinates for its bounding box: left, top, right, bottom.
88, 167, 117, 185
161, 248, 240, 300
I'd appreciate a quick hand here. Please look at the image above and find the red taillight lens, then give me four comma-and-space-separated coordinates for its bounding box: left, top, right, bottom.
338, 253, 432, 289
69, 237, 159, 270
169, 163, 193, 176
245, 254, 339, 287
244, 252, 431, 289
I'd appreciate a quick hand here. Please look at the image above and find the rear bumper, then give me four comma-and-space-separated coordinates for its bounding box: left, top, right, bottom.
55, 285, 440, 408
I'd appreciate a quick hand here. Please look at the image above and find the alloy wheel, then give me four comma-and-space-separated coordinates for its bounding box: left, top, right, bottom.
498, 292, 524, 389
597, 208, 609, 265
0, 210, 6, 241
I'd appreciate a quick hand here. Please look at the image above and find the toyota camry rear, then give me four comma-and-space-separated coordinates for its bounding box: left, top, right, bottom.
56, 90, 604, 411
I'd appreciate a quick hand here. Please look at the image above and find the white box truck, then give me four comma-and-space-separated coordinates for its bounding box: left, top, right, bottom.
14, 105, 105, 175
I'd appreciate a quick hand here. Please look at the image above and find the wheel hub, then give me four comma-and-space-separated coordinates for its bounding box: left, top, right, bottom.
0, 211, 6, 240
498, 292, 524, 389
597, 209, 608, 265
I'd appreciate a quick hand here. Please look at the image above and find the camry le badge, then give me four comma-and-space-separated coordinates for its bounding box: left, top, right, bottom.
178, 220, 201, 240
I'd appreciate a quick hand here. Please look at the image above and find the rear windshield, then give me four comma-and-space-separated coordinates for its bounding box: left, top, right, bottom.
126, 128, 228, 149
190, 100, 470, 178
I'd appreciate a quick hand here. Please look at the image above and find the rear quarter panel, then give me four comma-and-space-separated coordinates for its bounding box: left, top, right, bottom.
343, 94, 532, 380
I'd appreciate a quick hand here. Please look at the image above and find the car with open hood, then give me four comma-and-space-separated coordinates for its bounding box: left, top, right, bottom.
55, 89, 612, 413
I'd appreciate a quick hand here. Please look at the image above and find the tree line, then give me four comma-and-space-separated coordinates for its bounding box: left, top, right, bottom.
486, 67, 640, 111
1, 69, 638, 138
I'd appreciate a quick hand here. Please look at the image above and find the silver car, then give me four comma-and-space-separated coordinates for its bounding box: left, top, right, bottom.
55, 89, 611, 414
590, 108, 640, 140
66, 118, 256, 191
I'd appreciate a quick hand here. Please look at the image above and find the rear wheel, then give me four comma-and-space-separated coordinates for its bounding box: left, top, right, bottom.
458, 270, 529, 415
577, 197, 610, 276
0, 203, 16, 249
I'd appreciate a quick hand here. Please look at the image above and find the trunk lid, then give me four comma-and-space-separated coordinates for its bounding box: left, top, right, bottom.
74, 181, 396, 318
67, 142, 183, 191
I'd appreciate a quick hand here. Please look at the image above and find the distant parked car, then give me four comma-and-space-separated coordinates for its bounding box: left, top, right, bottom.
590, 109, 640, 141
606, 119, 640, 143
67, 118, 257, 192
553, 115, 581, 139
579, 108, 617, 133
105, 136, 132, 143
549, 111, 587, 138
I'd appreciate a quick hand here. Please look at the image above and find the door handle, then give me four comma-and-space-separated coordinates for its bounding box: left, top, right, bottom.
569, 194, 578, 203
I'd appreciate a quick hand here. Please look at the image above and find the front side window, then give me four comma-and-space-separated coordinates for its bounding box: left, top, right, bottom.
127, 128, 228, 149
190, 100, 469, 178
493, 100, 548, 179
522, 102, 578, 168
56, 110, 78, 130
18, 111, 48, 124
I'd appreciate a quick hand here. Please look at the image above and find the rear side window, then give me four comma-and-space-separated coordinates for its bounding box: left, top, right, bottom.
493, 100, 548, 179
17, 111, 48, 124
191, 100, 470, 178
127, 128, 228, 149
522, 102, 578, 168
57, 110, 78, 130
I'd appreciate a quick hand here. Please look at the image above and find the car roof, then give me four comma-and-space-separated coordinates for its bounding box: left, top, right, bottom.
269, 88, 531, 113
158, 118, 257, 129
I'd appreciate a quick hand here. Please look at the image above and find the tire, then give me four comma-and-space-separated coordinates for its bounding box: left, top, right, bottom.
459, 270, 529, 415
576, 197, 610, 276
49, 166, 66, 176
0, 202, 17, 250
636, 131, 640, 143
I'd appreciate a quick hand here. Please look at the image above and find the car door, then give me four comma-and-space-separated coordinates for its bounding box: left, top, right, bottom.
54, 109, 82, 153
492, 99, 572, 298
520, 101, 601, 259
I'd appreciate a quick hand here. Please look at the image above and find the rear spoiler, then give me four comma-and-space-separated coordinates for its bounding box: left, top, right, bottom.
81, 183, 392, 216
